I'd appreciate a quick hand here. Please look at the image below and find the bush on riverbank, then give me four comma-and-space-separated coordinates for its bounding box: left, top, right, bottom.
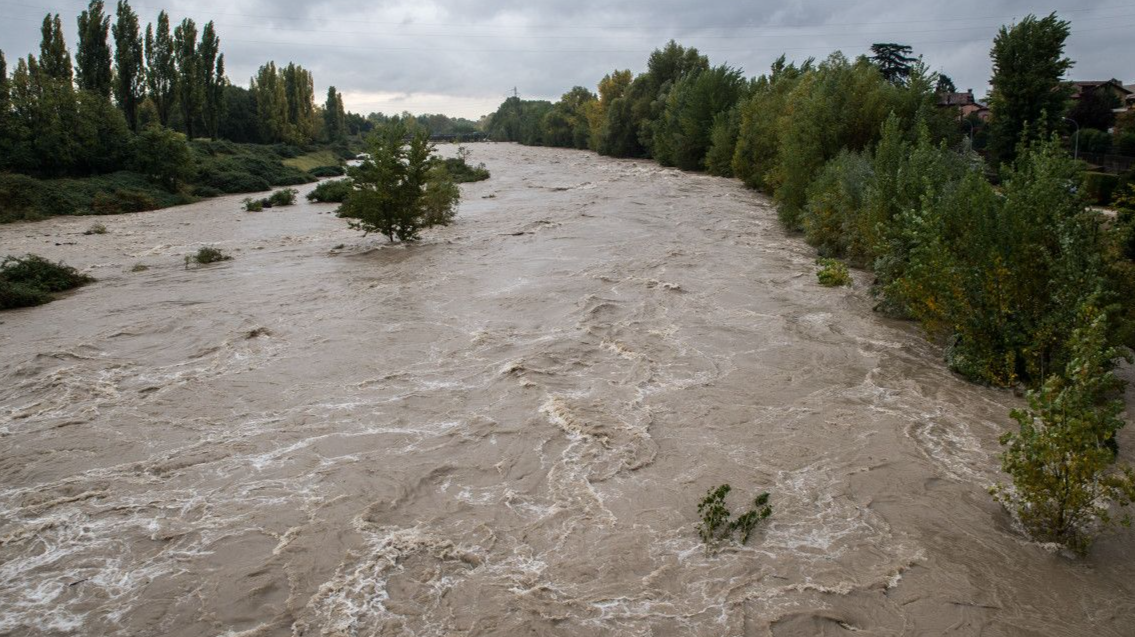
0, 172, 190, 223
0, 255, 94, 310
0, 140, 326, 223
992, 307, 1135, 555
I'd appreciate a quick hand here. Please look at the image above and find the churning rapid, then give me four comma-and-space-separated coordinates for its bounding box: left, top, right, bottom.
1, 144, 1133, 636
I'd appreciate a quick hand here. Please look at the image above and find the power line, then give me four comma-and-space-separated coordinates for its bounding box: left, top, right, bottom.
2, 0, 1134, 33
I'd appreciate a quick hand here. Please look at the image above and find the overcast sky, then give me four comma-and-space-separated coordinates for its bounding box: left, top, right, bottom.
1, 0, 1132, 119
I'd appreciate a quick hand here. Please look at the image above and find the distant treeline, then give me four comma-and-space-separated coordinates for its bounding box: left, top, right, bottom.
486, 26, 1135, 391
0, 0, 486, 182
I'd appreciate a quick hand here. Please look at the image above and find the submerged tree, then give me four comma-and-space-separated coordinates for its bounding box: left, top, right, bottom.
993, 305, 1135, 555
338, 121, 460, 242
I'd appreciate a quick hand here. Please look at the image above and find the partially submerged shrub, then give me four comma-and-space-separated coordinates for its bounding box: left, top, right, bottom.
816, 258, 852, 287
306, 178, 353, 203
442, 147, 491, 183
243, 188, 299, 211
991, 306, 1135, 555
309, 165, 346, 178
267, 188, 299, 207
696, 484, 773, 551
84, 223, 108, 235
0, 254, 95, 310
188, 246, 232, 267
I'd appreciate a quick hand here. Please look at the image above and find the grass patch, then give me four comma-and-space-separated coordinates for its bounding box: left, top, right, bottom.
283, 150, 343, 173
1, 254, 95, 310
816, 258, 852, 287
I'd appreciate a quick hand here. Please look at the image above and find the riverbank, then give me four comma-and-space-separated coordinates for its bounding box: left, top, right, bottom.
0, 141, 349, 224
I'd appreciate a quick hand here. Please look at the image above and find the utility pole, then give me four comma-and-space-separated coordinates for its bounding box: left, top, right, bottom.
512, 87, 519, 99
1063, 116, 1079, 161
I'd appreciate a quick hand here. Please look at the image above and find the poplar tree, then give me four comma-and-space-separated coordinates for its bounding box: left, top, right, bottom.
39, 15, 73, 83
144, 11, 176, 126
199, 22, 224, 139
173, 18, 202, 138
283, 63, 316, 143
251, 62, 288, 143
988, 13, 1073, 165
323, 86, 346, 141
76, 1, 113, 97
0, 50, 10, 166
112, 0, 144, 130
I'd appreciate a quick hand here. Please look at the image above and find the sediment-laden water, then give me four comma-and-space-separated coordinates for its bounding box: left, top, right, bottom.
1, 144, 1132, 636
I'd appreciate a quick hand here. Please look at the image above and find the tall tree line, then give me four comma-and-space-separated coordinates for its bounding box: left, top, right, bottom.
0, 0, 336, 177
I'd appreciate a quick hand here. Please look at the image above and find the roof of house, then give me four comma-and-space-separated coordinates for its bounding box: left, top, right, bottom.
937, 91, 975, 107
1071, 79, 1132, 98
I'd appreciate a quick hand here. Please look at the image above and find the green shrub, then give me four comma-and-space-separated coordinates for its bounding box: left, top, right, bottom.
1083, 172, 1119, 206
0, 254, 95, 309
84, 223, 107, 235
306, 179, 353, 203
242, 198, 265, 212
992, 306, 1135, 555
1078, 128, 1112, 155
189, 246, 232, 265
308, 165, 346, 178
0, 280, 51, 309
696, 484, 772, 551
267, 188, 299, 207
442, 148, 491, 183
204, 171, 271, 194
802, 151, 872, 258
91, 189, 159, 215
192, 185, 223, 198
815, 258, 852, 287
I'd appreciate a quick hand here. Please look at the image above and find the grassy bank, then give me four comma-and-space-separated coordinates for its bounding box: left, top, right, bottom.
0, 141, 350, 224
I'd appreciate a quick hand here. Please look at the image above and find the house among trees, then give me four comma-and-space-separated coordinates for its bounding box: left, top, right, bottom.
1070, 79, 1131, 105
937, 89, 990, 121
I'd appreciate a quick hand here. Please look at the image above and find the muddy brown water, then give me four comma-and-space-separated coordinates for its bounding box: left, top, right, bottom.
1, 144, 1133, 636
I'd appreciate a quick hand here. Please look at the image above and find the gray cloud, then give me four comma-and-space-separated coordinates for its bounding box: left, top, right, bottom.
1, 0, 1131, 118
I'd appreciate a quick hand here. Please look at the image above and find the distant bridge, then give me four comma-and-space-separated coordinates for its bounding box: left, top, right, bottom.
429, 132, 489, 143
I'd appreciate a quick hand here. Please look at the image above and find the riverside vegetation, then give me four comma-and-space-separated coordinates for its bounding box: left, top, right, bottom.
487, 15, 1135, 554
0, 254, 94, 309
0, 1, 481, 222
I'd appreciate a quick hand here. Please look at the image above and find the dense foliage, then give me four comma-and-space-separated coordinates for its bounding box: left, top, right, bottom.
0, 254, 94, 309
338, 122, 460, 242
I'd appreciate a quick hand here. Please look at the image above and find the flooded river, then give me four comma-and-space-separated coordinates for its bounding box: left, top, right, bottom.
1, 144, 1133, 636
